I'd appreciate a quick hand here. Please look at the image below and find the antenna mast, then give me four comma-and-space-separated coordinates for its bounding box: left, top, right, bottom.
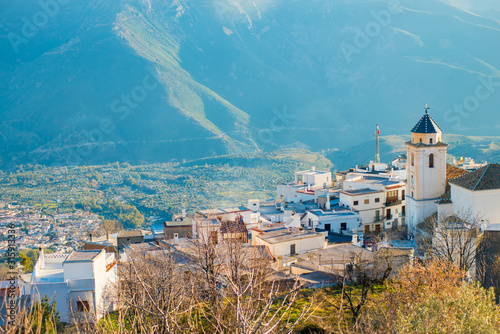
375, 124, 380, 163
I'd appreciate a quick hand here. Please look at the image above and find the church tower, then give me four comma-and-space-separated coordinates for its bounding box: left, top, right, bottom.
406, 106, 448, 231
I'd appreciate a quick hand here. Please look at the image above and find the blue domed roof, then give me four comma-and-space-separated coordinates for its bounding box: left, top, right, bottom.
411, 112, 441, 134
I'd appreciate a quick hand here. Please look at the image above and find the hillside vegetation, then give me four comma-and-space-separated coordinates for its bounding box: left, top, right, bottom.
0, 149, 332, 219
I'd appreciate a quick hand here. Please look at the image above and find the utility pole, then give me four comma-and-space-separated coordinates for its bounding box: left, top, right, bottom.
375, 124, 381, 163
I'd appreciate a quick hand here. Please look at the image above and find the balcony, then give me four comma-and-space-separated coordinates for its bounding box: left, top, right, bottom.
385, 200, 402, 207
373, 216, 386, 223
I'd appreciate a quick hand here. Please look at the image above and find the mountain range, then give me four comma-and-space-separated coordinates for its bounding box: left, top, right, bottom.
1, 0, 499, 167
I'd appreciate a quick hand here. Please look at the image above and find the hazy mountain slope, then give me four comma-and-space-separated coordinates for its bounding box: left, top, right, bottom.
0, 0, 499, 166
327, 133, 500, 171
0, 0, 255, 166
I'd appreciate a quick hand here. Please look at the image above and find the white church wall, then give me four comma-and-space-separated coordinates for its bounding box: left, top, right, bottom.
437, 202, 454, 221
407, 197, 438, 231
451, 185, 500, 224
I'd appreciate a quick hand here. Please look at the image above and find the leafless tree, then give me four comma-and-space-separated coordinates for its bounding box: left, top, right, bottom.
476, 229, 500, 299
340, 252, 391, 323
418, 210, 482, 276
110, 221, 313, 334
189, 222, 314, 334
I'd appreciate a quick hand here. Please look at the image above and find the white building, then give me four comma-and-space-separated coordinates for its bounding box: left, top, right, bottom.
196, 206, 259, 229
439, 164, 500, 225
25, 249, 117, 323
301, 209, 360, 234
277, 168, 333, 203
251, 223, 326, 258
340, 176, 406, 233
452, 157, 488, 171
392, 154, 407, 170
406, 109, 448, 230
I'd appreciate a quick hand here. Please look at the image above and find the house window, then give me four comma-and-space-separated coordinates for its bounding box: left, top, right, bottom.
411, 154, 415, 166
77, 300, 90, 312
341, 222, 347, 231
375, 198, 380, 203
430, 138, 433, 144
429, 154, 434, 168
386, 190, 398, 203
210, 231, 218, 245
364, 199, 369, 205
290, 244, 296, 255
353, 201, 359, 206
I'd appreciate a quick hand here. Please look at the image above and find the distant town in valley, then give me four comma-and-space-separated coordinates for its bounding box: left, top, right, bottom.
1, 110, 499, 332
1, 0, 500, 332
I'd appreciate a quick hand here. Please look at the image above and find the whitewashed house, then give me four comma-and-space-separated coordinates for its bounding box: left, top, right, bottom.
25, 249, 117, 323
301, 209, 360, 234
251, 223, 326, 258
439, 163, 500, 225
277, 168, 333, 204
340, 175, 406, 233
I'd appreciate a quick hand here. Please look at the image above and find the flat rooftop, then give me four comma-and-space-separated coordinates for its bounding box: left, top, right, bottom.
308, 209, 358, 217
118, 230, 144, 238
255, 228, 324, 244
340, 188, 384, 196
87, 233, 118, 247
164, 218, 193, 227
34, 254, 68, 283
64, 250, 102, 263
197, 207, 251, 216
294, 243, 374, 265
297, 170, 330, 175
349, 176, 403, 187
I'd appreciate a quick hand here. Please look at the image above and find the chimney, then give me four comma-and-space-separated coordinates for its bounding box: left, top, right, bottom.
258, 220, 263, 230
352, 234, 359, 245
39, 247, 45, 269
182, 209, 186, 218
106, 231, 110, 240
89, 232, 93, 242
326, 193, 331, 211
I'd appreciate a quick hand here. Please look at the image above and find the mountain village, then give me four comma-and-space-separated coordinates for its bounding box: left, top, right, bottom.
1, 109, 500, 325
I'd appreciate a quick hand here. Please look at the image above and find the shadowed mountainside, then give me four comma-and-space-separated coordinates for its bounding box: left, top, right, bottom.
1, 0, 499, 167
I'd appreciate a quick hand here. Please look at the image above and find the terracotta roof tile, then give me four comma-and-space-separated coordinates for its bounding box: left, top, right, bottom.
449, 163, 500, 191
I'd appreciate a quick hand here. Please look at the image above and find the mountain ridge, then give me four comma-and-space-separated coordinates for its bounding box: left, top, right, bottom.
1, 0, 499, 166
